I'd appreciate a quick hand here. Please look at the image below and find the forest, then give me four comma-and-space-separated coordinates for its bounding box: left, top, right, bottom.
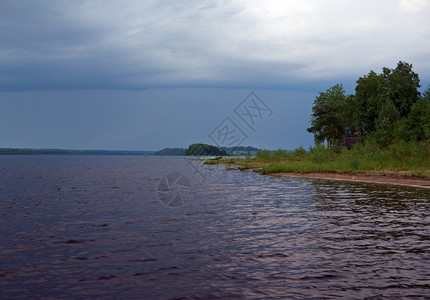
214, 62, 430, 177
307, 61, 429, 148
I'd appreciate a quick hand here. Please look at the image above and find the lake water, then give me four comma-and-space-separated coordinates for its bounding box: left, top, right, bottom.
1, 156, 429, 299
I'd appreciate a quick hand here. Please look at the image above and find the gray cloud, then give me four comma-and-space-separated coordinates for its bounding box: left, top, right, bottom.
1, 0, 429, 91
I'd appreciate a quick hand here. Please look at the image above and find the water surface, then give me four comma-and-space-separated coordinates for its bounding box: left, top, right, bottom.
1, 156, 429, 299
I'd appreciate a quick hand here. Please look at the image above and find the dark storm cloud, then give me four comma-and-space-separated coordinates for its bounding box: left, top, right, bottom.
1, 0, 430, 150
0, 0, 429, 91
0, 0, 163, 90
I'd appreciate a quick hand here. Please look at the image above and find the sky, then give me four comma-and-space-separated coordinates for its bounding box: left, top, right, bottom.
1, 0, 429, 151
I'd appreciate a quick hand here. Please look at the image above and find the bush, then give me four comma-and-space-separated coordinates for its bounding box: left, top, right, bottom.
293, 145, 307, 155
374, 118, 393, 147
272, 149, 288, 161
255, 150, 271, 162
310, 144, 334, 163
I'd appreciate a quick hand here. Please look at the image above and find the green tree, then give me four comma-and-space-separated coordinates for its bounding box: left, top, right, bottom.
423, 85, 430, 102
396, 85, 430, 141
423, 85, 430, 138
374, 99, 399, 146
307, 84, 348, 147
387, 61, 421, 118
185, 143, 228, 156
310, 62, 424, 148
354, 70, 385, 131
353, 61, 421, 146
340, 94, 361, 129
354, 61, 420, 132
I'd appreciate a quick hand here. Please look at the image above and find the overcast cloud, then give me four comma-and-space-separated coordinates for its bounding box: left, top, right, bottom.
1, 0, 429, 91
1, 0, 429, 150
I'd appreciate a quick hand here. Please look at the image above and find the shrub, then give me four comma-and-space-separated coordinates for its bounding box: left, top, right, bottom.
272, 149, 288, 161
255, 149, 271, 162
293, 145, 307, 155
310, 144, 334, 163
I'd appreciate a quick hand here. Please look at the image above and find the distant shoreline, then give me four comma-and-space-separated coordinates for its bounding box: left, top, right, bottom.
0, 148, 155, 156
0, 145, 265, 156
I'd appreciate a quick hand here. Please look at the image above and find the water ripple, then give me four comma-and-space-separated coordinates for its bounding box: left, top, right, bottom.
0, 156, 429, 299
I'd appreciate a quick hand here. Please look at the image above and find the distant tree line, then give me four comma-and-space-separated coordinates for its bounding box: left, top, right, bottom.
0, 148, 155, 155
222, 146, 261, 153
154, 148, 186, 156
307, 61, 430, 147
0, 146, 265, 156
185, 143, 229, 156
154, 146, 264, 156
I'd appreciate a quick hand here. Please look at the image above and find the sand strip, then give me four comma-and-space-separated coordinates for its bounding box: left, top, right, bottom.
270, 172, 430, 189
218, 162, 430, 189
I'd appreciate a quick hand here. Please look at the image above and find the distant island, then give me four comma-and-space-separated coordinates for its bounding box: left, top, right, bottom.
185, 143, 229, 156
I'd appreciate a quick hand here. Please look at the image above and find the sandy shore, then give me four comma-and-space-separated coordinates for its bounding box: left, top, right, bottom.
219, 162, 430, 189
271, 172, 430, 189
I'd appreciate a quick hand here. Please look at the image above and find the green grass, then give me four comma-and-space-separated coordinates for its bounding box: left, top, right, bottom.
212, 141, 430, 178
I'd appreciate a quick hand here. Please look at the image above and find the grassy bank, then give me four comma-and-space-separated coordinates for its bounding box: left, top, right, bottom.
208, 140, 430, 178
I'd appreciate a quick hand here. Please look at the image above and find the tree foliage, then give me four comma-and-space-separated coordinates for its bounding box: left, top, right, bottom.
185, 143, 229, 156
307, 84, 348, 147
308, 61, 426, 148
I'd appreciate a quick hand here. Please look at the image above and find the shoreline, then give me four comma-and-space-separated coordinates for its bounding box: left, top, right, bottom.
270, 171, 430, 189
217, 162, 430, 190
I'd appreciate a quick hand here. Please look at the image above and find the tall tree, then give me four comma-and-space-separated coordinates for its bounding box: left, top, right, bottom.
387, 61, 421, 118
354, 70, 386, 131
374, 99, 399, 146
423, 86, 430, 139
307, 84, 347, 147
397, 85, 430, 141
310, 62, 424, 148
354, 62, 420, 131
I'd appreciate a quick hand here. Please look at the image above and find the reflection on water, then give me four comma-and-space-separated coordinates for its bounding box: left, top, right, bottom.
0, 156, 429, 299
